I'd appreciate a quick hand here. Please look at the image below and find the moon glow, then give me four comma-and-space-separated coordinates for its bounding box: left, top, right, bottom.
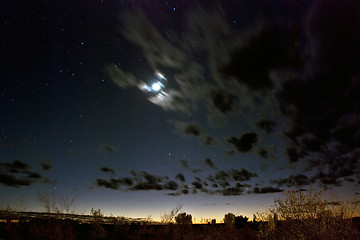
152, 82, 162, 91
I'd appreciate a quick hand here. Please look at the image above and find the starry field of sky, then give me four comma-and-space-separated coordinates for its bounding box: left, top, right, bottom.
1, 0, 360, 222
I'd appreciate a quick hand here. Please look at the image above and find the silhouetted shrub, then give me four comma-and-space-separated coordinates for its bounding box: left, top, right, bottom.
175, 212, 192, 224
259, 189, 360, 240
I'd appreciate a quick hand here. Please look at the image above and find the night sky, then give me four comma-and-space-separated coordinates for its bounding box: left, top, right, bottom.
1, 0, 360, 222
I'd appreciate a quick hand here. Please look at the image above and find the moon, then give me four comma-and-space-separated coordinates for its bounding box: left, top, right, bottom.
152, 82, 161, 91
137, 70, 166, 93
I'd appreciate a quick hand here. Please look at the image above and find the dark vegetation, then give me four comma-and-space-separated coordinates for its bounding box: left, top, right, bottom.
0, 190, 359, 240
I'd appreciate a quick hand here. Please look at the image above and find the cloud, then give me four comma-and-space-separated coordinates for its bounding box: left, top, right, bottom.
221, 187, 244, 196
183, 124, 201, 136
173, 121, 218, 146
163, 181, 179, 190
96, 170, 178, 192
0, 160, 44, 187
218, 24, 300, 91
206, 168, 257, 194
105, 64, 137, 89
0, 172, 33, 187
227, 132, 258, 153
311, 171, 341, 188
121, 8, 187, 69
96, 177, 134, 190
275, 0, 360, 187
179, 159, 189, 169
148, 89, 191, 113
252, 186, 283, 194
41, 159, 52, 171
101, 143, 117, 152
175, 173, 185, 182
95, 166, 259, 196
131, 182, 163, 191
1, 160, 30, 173
271, 174, 311, 188
208, 89, 237, 114
286, 146, 303, 163
256, 120, 276, 134
199, 135, 218, 146
28, 172, 42, 179
192, 181, 203, 189
257, 149, 268, 159
100, 166, 116, 175
203, 158, 217, 169
230, 169, 258, 181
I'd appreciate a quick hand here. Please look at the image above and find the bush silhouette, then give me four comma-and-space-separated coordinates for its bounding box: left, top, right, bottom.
224, 212, 235, 227
259, 189, 360, 240
234, 215, 248, 228
175, 212, 192, 224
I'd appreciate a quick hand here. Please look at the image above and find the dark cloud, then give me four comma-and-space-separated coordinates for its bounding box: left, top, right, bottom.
253, 186, 283, 194
96, 179, 119, 190
192, 181, 203, 189
226, 150, 235, 156
1, 160, 30, 173
286, 146, 303, 163
271, 174, 311, 188
184, 124, 201, 136
256, 120, 276, 134
28, 172, 42, 179
0, 160, 44, 187
300, 137, 322, 152
221, 187, 244, 196
102, 143, 117, 152
203, 158, 217, 169
218, 25, 300, 91
175, 173, 185, 182
174, 121, 218, 146
179, 159, 189, 169
131, 182, 163, 191
141, 171, 164, 185
277, 0, 360, 187
257, 149, 268, 159
182, 189, 189, 195
96, 177, 134, 190
227, 132, 258, 153
96, 170, 179, 192
96, 166, 258, 196
307, 153, 359, 188
0, 172, 33, 187
100, 167, 116, 175
164, 181, 178, 190
230, 169, 257, 181
206, 168, 257, 193
208, 89, 237, 114
41, 159, 52, 171
199, 135, 218, 146
311, 171, 341, 188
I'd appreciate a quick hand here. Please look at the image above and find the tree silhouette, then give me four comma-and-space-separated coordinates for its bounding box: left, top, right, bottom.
175, 212, 192, 224
234, 215, 248, 228
160, 204, 182, 224
223, 212, 235, 227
